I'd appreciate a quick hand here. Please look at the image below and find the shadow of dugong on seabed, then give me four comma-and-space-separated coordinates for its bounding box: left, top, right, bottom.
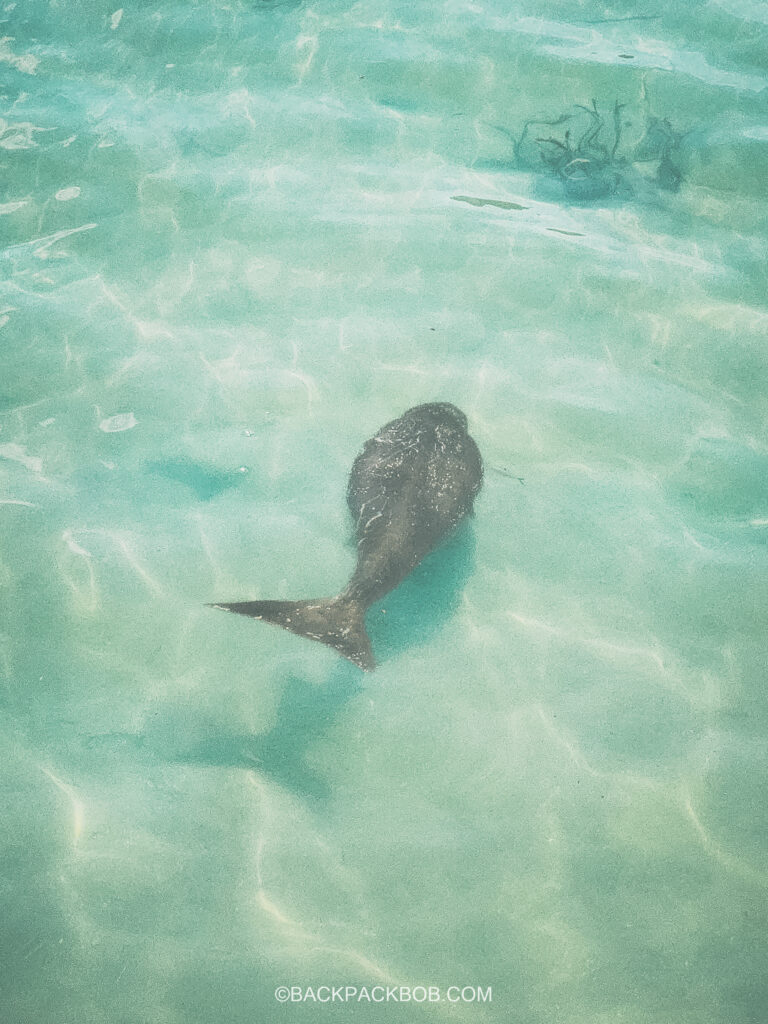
208, 403, 484, 670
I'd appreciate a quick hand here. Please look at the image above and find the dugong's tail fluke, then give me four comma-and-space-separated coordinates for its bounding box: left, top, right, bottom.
207, 596, 374, 671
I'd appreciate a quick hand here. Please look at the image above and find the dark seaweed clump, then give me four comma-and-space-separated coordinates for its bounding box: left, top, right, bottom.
507, 99, 684, 202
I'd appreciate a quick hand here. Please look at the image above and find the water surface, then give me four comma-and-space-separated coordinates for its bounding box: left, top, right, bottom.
1, 1, 767, 1022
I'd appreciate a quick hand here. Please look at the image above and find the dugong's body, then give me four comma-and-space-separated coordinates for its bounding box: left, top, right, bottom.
210, 402, 483, 669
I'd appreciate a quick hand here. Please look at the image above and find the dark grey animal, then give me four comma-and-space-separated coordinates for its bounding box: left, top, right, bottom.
209, 402, 483, 670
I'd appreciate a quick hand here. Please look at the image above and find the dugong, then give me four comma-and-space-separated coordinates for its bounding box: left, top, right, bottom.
209, 402, 483, 670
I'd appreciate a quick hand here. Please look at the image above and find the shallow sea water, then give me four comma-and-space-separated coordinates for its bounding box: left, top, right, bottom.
1, 1, 768, 1022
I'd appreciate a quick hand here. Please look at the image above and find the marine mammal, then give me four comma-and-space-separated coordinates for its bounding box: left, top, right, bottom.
209, 402, 483, 670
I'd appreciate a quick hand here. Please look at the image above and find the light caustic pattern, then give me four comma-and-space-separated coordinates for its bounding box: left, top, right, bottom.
1, 0, 768, 1022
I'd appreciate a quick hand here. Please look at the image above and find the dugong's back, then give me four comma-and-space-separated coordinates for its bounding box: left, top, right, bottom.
209, 402, 482, 670
345, 403, 483, 606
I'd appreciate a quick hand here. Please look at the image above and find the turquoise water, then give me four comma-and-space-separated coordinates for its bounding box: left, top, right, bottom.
2, 0, 768, 1021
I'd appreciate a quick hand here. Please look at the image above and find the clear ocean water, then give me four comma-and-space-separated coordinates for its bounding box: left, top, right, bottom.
1, 1, 767, 1021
